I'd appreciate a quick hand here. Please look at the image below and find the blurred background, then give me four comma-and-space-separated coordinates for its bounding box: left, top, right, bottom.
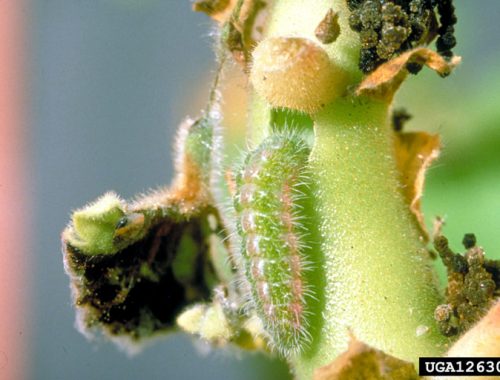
0, 0, 498, 379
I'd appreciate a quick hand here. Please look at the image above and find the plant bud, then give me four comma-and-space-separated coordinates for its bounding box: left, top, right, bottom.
250, 37, 346, 113
70, 192, 127, 255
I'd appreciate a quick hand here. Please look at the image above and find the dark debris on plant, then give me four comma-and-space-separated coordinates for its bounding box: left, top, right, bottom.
391, 107, 412, 132
433, 233, 500, 337
63, 215, 219, 343
346, 0, 457, 73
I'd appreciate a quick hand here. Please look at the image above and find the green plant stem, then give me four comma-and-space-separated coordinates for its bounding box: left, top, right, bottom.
249, 0, 449, 378
293, 98, 447, 379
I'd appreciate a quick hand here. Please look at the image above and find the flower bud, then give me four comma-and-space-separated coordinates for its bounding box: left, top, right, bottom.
250, 37, 346, 113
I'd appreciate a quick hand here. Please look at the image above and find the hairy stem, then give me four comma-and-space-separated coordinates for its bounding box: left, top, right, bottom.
293, 98, 447, 378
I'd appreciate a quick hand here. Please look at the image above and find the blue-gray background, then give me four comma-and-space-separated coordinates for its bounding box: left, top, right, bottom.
30, 1, 288, 379
30, 1, 500, 379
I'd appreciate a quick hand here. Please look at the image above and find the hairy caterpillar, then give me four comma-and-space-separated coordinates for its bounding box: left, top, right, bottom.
233, 132, 314, 356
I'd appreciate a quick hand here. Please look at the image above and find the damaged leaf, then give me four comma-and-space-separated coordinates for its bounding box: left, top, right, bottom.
356, 48, 461, 101
192, 0, 236, 23
61, 105, 236, 348
314, 337, 418, 380
394, 131, 440, 241
315, 8, 340, 45
61, 172, 231, 348
63, 203, 224, 350
196, 0, 267, 69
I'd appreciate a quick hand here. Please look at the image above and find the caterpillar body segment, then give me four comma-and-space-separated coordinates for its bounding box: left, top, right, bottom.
233, 132, 316, 356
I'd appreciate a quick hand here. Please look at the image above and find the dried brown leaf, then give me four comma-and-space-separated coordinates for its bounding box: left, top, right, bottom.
192, 0, 236, 23
314, 337, 418, 380
315, 8, 340, 45
356, 48, 461, 101
394, 131, 440, 241
226, 0, 267, 68
194, 0, 267, 69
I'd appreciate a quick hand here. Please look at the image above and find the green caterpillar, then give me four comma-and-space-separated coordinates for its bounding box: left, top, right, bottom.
233, 131, 314, 356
